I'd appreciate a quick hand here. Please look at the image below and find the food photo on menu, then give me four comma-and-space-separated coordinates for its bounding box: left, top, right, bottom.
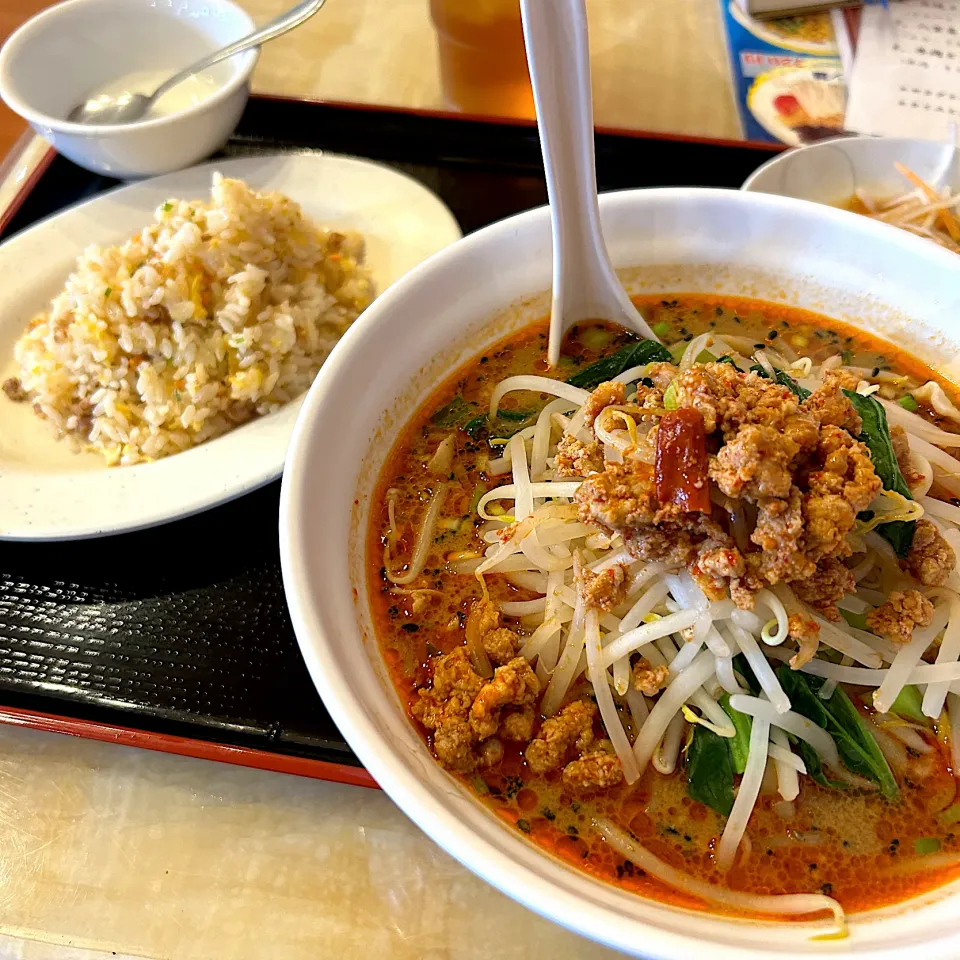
0, 0, 957, 958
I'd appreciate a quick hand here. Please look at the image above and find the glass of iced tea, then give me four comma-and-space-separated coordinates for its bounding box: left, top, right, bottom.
430, 0, 534, 119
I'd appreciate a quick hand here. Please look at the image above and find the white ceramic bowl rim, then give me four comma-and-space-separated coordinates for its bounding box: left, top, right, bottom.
0, 0, 257, 137
280, 187, 960, 960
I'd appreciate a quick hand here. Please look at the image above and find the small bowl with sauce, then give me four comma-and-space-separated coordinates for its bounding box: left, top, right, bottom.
0, 0, 257, 179
742, 135, 960, 213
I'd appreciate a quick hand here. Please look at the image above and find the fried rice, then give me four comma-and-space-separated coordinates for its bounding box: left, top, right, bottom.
9, 174, 374, 466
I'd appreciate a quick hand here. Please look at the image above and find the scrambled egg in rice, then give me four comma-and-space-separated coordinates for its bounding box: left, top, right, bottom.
7, 174, 374, 465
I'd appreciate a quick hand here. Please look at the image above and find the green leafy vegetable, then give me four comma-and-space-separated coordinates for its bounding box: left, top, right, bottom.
565, 340, 672, 390
463, 414, 487, 438
651, 321, 671, 339
498, 407, 535, 422
839, 608, 870, 632
461, 408, 536, 440
750, 363, 811, 400
843, 389, 916, 557
776, 666, 899, 800
793, 739, 846, 791
732, 653, 761, 696
716, 354, 741, 368
431, 396, 474, 428
915, 837, 941, 855
889, 684, 929, 726
686, 725, 734, 816
898, 395, 919, 412
720, 694, 752, 774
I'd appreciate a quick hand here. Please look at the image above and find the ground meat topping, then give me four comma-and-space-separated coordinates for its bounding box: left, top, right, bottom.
711, 424, 799, 500
467, 599, 520, 666
691, 538, 746, 601
477, 737, 503, 769
499, 705, 536, 742
525, 699, 596, 774
575, 461, 725, 567
431, 646, 483, 700
801, 369, 862, 434
748, 489, 815, 588
411, 647, 484, 773
788, 613, 821, 669
906, 518, 956, 587
672, 362, 802, 437
2, 377, 27, 402
791, 557, 856, 621
573, 360, 881, 608
562, 742, 624, 793
645, 362, 678, 391
802, 426, 881, 562
470, 657, 540, 740
580, 563, 629, 612
555, 434, 605, 478
632, 658, 670, 696
866, 589, 935, 645
582, 381, 626, 428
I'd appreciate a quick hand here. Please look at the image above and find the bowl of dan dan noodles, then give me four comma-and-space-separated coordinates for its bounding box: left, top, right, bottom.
280, 186, 960, 958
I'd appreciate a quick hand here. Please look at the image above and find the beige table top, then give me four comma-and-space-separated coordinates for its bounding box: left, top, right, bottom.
0, 2, 740, 957
0, 725, 628, 960
245, 0, 740, 139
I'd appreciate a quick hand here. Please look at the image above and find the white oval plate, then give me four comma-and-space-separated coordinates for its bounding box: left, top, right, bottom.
0, 152, 462, 540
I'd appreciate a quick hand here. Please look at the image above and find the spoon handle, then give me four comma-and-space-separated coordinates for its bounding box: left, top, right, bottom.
520, 0, 658, 365
151, 0, 328, 102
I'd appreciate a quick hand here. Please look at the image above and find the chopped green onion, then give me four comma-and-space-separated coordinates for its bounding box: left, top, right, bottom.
898, 395, 919, 412
468, 483, 486, 514
695, 349, 716, 364
668, 341, 688, 364
104, 287, 112, 298
937, 803, 960, 827
914, 837, 941, 855
663, 383, 678, 410
651, 321, 671, 339
162, 201, 173, 213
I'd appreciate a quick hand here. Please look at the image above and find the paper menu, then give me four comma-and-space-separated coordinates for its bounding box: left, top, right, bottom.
845, 1, 960, 140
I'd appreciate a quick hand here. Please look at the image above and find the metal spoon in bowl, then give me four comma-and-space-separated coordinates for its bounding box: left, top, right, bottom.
68, 0, 327, 126
519, 0, 660, 366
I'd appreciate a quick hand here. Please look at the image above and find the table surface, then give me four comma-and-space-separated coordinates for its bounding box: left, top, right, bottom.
0, 1, 739, 956
0, 0, 740, 159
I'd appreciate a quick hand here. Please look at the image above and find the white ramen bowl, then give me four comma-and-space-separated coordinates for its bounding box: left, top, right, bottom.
280, 188, 960, 960
0, 0, 256, 179
742, 135, 960, 206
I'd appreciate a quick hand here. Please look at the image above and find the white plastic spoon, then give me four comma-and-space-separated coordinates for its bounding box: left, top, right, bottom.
519, 0, 660, 367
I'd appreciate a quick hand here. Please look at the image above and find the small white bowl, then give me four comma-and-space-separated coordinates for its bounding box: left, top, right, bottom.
742, 135, 960, 206
0, 0, 257, 179
280, 188, 960, 959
